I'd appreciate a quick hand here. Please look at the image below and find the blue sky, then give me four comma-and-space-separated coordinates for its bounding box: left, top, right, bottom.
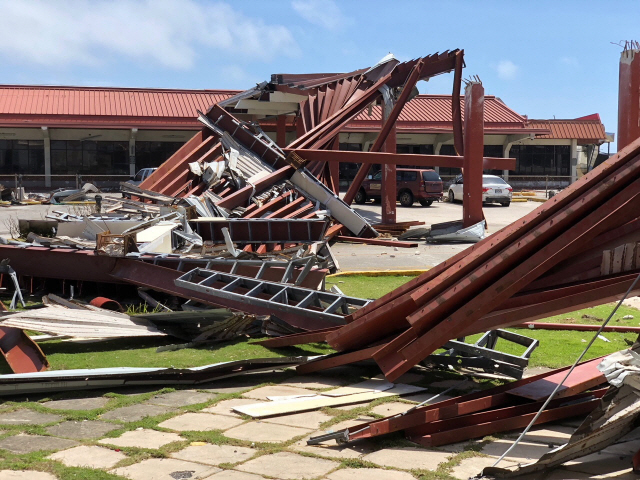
0, 0, 637, 150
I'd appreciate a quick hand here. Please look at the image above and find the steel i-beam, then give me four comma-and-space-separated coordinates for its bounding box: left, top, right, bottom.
381, 86, 397, 224
619, 46, 640, 151
462, 80, 484, 228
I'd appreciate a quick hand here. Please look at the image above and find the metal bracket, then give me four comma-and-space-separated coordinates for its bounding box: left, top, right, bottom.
425, 329, 539, 379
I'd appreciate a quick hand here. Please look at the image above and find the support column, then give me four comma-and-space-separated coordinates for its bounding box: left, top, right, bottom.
129, 128, 137, 177
295, 115, 306, 139
462, 81, 484, 228
276, 115, 287, 148
570, 138, 578, 184
329, 137, 340, 194
380, 87, 396, 224
433, 134, 453, 176
502, 142, 512, 182
41, 127, 51, 188
618, 46, 640, 151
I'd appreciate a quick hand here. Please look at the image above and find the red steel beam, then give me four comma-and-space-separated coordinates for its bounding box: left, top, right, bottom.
342, 61, 424, 206
452, 50, 465, 155
216, 166, 293, 210
507, 357, 605, 401
381, 101, 397, 224
296, 344, 381, 374
468, 278, 640, 336
618, 46, 640, 150
282, 203, 314, 219
327, 143, 640, 353
403, 151, 640, 327
276, 115, 287, 147
344, 361, 587, 442
383, 183, 640, 380
257, 326, 339, 347
139, 130, 207, 192
373, 171, 640, 378
243, 191, 292, 219
0, 326, 50, 374
265, 196, 306, 219
462, 81, 484, 228
408, 394, 602, 447
328, 136, 340, 194
283, 150, 515, 171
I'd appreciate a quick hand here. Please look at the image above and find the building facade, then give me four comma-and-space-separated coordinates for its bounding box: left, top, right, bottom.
0, 85, 609, 190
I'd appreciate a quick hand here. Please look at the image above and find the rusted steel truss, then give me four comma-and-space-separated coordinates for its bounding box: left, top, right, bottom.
308, 359, 606, 447
287, 120, 640, 377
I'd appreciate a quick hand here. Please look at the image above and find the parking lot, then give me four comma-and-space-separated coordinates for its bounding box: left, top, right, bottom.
333, 199, 542, 271
0, 198, 544, 272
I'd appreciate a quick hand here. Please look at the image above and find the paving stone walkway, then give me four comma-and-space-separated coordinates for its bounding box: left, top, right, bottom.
0, 371, 635, 480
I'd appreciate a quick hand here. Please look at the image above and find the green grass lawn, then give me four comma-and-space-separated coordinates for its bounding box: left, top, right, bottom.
5, 274, 640, 372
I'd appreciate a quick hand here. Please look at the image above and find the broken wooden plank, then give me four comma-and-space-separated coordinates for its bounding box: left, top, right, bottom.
234, 383, 426, 418
0, 305, 165, 339
322, 378, 395, 397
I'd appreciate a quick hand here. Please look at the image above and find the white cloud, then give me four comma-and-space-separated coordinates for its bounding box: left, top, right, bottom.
496, 60, 519, 80
0, 0, 300, 70
291, 0, 346, 30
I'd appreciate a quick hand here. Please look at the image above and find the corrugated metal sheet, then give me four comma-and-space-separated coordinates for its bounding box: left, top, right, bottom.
0, 85, 237, 128
529, 119, 607, 141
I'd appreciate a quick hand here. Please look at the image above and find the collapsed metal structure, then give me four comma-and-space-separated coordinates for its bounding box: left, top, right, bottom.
0, 48, 639, 477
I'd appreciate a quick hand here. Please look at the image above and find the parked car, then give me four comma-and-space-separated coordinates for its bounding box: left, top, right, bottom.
447, 174, 513, 207
356, 168, 443, 207
127, 168, 157, 186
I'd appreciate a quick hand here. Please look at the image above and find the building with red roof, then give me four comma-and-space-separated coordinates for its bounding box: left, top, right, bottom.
0, 85, 609, 189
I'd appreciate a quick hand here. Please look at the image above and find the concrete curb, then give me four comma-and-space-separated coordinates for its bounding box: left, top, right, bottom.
327, 269, 428, 278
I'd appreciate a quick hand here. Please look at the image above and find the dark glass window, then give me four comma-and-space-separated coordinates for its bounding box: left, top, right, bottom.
438, 144, 460, 176
51, 140, 128, 174
338, 142, 364, 182
0, 140, 44, 174
509, 145, 570, 176
422, 171, 441, 181
399, 171, 417, 181
135, 141, 184, 170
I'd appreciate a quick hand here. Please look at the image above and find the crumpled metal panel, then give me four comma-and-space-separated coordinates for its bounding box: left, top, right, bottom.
0, 356, 314, 396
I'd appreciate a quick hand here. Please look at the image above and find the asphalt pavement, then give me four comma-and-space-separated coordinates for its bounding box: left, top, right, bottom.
0, 198, 543, 272
332, 199, 541, 271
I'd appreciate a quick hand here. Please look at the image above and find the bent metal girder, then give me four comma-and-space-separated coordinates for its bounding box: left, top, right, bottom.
174, 268, 371, 326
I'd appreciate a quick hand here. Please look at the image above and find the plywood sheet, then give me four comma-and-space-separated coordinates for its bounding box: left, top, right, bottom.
234, 383, 426, 418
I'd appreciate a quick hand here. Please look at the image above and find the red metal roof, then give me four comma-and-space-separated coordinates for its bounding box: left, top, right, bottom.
0, 86, 605, 142
0, 85, 238, 129
529, 119, 607, 143
346, 94, 546, 134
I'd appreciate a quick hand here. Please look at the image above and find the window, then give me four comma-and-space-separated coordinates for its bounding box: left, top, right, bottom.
510, 145, 570, 176
0, 140, 44, 174
483, 175, 507, 184
422, 171, 441, 181
398, 171, 417, 181
51, 140, 128, 175
437, 144, 460, 176
338, 143, 363, 182
135, 142, 184, 170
